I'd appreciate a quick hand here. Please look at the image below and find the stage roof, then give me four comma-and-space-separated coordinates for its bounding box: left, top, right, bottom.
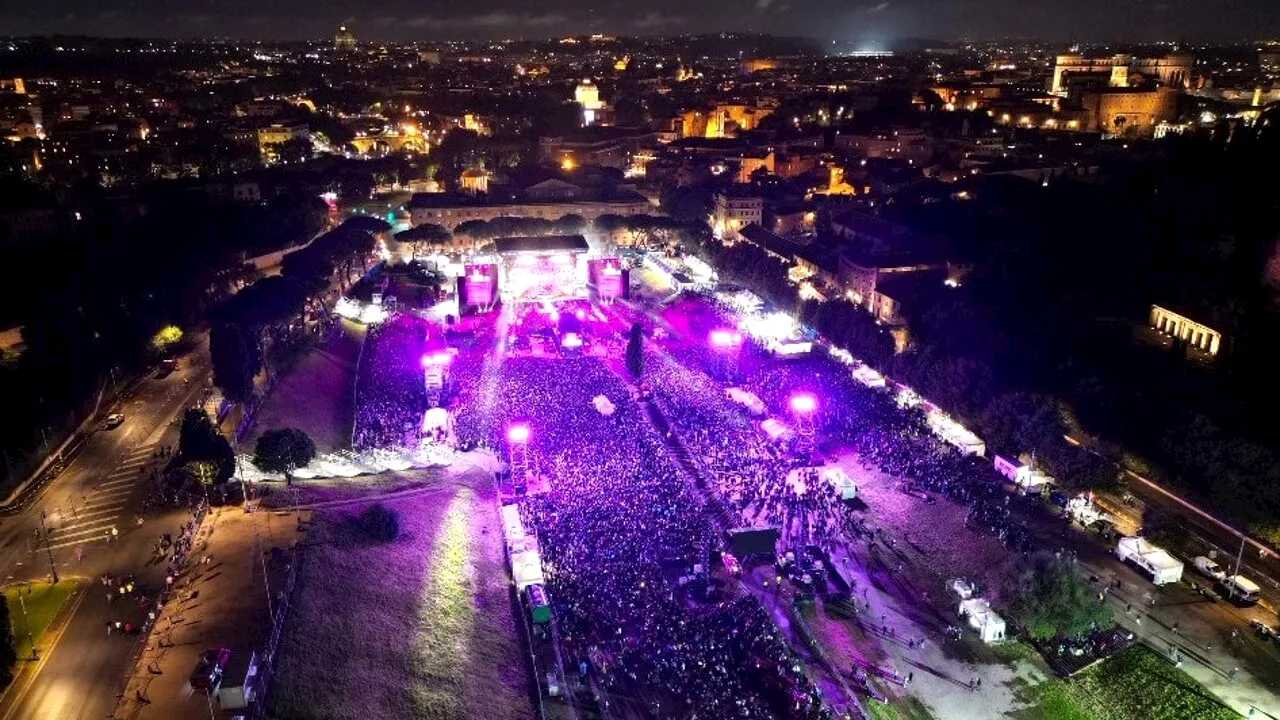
493, 235, 590, 255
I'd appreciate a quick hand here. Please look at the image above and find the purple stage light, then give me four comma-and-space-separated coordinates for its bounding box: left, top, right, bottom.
709, 329, 742, 348
790, 393, 817, 413
421, 352, 453, 367
507, 424, 531, 443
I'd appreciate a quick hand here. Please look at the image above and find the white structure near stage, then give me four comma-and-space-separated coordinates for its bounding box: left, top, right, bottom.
726, 387, 766, 416
949, 578, 1007, 643
1116, 536, 1184, 585
234, 446, 456, 483
959, 598, 1007, 643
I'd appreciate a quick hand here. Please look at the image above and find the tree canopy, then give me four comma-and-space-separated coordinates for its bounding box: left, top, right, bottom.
1005, 552, 1113, 641
252, 428, 317, 483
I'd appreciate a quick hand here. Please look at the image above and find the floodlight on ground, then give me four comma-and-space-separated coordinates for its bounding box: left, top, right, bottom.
507, 424, 530, 443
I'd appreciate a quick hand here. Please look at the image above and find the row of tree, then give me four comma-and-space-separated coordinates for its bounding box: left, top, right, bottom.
210, 221, 375, 403
0, 190, 327, 488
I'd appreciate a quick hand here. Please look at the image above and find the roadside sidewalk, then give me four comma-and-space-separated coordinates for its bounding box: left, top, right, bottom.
112, 506, 306, 720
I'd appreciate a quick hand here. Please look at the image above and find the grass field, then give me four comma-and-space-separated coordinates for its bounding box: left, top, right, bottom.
268, 469, 532, 720
1013, 643, 1239, 720
4, 580, 80, 660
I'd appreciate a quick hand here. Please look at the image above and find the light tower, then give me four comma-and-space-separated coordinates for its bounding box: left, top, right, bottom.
507, 423, 531, 492
709, 329, 743, 381
789, 392, 817, 457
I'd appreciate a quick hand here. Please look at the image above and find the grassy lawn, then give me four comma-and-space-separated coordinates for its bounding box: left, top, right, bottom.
1013, 644, 1238, 720
4, 580, 81, 660
865, 696, 939, 720
268, 470, 531, 720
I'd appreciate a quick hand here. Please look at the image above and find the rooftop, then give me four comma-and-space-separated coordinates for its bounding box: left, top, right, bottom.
493, 234, 590, 255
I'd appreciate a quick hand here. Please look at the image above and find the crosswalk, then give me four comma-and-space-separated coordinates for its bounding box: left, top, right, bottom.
42, 443, 157, 552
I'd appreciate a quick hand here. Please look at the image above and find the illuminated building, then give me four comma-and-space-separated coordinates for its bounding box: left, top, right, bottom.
1050, 53, 1192, 96
1079, 87, 1179, 136
334, 25, 356, 52
257, 123, 309, 160
711, 190, 763, 241
1150, 305, 1223, 356
538, 127, 659, 170
459, 167, 492, 195
574, 80, 606, 126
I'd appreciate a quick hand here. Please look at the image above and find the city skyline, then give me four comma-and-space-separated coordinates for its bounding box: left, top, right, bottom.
2, 0, 1280, 44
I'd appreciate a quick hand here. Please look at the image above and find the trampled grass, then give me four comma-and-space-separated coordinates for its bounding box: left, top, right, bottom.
267, 471, 532, 720
1015, 644, 1238, 720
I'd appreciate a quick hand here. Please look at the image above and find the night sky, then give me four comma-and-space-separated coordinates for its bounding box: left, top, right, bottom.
1, 0, 1278, 43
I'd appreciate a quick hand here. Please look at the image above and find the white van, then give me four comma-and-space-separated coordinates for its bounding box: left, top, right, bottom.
1218, 575, 1261, 606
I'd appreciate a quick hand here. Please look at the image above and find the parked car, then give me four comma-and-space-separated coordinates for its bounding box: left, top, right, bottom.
103, 413, 125, 430
1193, 556, 1227, 582
1048, 491, 1069, 509
190, 647, 232, 691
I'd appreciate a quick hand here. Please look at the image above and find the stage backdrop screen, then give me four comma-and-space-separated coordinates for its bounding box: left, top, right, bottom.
463, 263, 497, 306
588, 257, 624, 299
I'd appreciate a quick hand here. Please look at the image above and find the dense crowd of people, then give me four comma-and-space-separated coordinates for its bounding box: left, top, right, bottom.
353, 314, 430, 449
349, 287, 1042, 719
447, 354, 832, 720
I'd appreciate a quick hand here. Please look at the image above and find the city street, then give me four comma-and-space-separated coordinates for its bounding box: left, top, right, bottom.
0, 348, 213, 720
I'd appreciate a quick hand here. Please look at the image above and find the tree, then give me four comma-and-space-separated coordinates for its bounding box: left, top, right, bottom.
149, 326, 183, 356
979, 392, 1065, 460
552, 214, 587, 236
210, 323, 256, 403
0, 595, 16, 684
1005, 552, 1113, 640
178, 408, 236, 483
359, 503, 401, 542
626, 323, 644, 378
252, 428, 316, 485
395, 223, 452, 259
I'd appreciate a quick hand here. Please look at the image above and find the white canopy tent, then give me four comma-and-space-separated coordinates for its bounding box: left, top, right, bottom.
959, 598, 1006, 643
726, 387, 766, 416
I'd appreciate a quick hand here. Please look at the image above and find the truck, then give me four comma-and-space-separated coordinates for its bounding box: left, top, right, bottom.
1115, 536, 1184, 585
1217, 575, 1261, 606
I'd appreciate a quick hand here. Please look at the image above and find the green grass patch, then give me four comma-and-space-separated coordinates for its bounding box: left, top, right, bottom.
4, 580, 81, 660
1013, 644, 1238, 720
862, 695, 939, 720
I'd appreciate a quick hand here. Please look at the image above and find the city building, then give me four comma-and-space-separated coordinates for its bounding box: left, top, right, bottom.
1050, 53, 1193, 96
539, 127, 660, 171
574, 80, 607, 126
711, 189, 763, 241
1149, 305, 1224, 356
334, 26, 356, 52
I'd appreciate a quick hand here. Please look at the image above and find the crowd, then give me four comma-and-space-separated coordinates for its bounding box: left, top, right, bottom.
353, 314, 430, 449
448, 354, 832, 720
642, 295, 1040, 575
350, 289, 1045, 718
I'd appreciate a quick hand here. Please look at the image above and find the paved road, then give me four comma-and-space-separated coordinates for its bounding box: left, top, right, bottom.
0, 347, 213, 720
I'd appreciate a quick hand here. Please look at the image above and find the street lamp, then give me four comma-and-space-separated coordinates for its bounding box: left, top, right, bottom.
39, 511, 58, 584
16, 587, 36, 660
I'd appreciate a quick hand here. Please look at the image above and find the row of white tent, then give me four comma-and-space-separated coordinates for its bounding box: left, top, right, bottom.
234, 446, 455, 483
501, 504, 546, 590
